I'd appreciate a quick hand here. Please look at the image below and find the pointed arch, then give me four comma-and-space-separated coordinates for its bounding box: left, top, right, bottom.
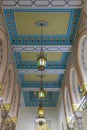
77, 35, 87, 83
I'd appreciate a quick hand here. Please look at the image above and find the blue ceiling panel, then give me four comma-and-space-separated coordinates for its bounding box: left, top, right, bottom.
4, 9, 81, 45
23, 91, 59, 107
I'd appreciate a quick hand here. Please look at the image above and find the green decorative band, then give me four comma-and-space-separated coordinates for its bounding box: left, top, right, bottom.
81, 82, 87, 96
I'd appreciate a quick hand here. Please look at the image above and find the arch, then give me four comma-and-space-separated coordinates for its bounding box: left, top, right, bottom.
2, 63, 15, 110
68, 64, 81, 105
77, 35, 87, 83
0, 30, 7, 83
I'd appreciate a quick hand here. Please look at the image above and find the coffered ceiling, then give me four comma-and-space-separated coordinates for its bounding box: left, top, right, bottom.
1, 0, 83, 107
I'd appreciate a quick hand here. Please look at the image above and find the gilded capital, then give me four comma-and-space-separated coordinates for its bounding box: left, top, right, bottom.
72, 104, 82, 112
81, 82, 87, 95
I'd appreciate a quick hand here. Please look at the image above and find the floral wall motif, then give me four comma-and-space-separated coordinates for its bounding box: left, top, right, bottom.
77, 35, 87, 83
69, 66, 81, 104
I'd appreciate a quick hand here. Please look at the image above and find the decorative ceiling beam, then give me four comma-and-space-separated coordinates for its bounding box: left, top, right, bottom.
1, 0, 83, 8
17, 69, 65, 74
21, 87, 61, 92
11, 45, 71, 52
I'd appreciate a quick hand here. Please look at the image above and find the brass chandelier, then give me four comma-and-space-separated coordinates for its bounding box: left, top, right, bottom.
38, 75, 45, 100
36, 100, 46, 126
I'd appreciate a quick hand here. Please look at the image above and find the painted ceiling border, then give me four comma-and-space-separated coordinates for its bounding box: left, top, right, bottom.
4, 8, 81, 45
1, 0, 84, 8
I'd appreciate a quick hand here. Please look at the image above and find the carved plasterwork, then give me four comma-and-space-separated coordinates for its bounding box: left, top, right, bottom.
2, 64, 15, 110
8, 84, 20, 124
0, 7, 7, 35
77, 12, 87, 36
63, 86, 73, 123
69, 65, 81, 105
0, 30, 7, 83
77, 35, 87, 83
0, 0, 84, 8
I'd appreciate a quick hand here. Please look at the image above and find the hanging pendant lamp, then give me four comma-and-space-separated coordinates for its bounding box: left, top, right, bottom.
36, 100, 46, 125
36, 21, 48, 71
38, 74, 45, 99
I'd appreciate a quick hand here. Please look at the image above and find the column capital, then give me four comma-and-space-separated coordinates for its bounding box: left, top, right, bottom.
72, 104, 82, 112
66, 117, 72, 124
81, 82, 87, 96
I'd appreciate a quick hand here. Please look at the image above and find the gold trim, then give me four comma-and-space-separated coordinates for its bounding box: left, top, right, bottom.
5, 117, 17, 124
5, 118, 11, 124
3, 103, 11, 111
66, 117, 72, 123
81, 82, 87, 95
11, 117, 17, 123
72, 104, 82, 112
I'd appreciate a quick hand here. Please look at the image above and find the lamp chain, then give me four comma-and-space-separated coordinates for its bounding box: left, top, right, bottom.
41, 71, 43, 89
40, 23, 43, 53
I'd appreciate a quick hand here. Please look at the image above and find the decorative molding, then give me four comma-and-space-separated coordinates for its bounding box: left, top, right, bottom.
11, 45, 71, 52
8, 84, 20, 124
1, 0, 84, 8
2, 64, 15, 108
3, 9, 81, 45
17, 69, 65, 74
69, 67, 81, 104
0, 8, 7, 35
78, 12, 87, 36
21, 87, 61, 92
64, 86, 73, 119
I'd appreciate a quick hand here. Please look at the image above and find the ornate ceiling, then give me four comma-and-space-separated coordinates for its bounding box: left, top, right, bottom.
1, 0, 84, 107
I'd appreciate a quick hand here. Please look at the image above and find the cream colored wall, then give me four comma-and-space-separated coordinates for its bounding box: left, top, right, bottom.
16, 107, 58, 130
57, 93, 67, 130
